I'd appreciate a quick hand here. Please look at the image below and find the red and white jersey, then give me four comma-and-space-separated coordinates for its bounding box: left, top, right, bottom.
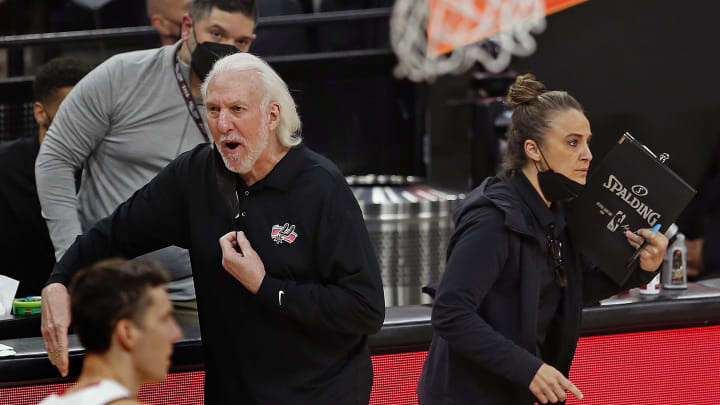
38, 379, 131, 405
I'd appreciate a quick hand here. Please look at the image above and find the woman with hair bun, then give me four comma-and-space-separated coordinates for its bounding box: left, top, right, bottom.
417, 74, 668, 404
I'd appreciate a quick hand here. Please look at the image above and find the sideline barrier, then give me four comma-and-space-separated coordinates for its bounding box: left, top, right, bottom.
2, 284, 720, 404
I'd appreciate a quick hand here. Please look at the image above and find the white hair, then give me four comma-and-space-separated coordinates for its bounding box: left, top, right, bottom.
201, 53, 302, 147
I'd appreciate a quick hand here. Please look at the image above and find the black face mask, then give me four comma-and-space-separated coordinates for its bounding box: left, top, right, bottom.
534, 148, 585, 202
189, 28, 240, 79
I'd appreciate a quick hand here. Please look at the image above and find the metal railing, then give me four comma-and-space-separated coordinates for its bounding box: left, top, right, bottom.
0, 8, 392, 47
0, 7, 400, 141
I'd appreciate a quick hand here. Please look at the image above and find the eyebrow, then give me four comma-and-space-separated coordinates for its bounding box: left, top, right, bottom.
208, 24, 253, 42
206, 100, 250, 108
208, 24, 226, 33
565, 132, 592, 138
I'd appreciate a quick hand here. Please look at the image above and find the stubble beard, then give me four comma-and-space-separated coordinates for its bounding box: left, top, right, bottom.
216, 122, 271, 175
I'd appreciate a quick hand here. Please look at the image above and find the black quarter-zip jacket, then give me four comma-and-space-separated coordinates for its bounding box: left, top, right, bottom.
48, 143, 385, 404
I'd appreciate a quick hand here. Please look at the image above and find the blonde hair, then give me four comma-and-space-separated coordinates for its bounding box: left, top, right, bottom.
502, 73, 583, 170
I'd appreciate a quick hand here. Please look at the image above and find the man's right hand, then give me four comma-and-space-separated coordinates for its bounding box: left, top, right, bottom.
41, 283, 71, 377
529, 363, 583, 404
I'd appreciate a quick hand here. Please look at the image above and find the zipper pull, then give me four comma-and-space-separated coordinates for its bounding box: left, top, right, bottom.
234, 190, 240, 219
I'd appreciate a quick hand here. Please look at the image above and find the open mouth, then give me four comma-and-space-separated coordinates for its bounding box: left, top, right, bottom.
225, 141, 241, 150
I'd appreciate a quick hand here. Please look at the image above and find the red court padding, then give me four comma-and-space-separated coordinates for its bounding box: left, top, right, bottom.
566, 325, 720, 405
3, 325, 719, 404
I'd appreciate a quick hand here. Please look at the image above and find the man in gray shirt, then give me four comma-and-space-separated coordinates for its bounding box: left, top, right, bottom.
36, 0, 257, 331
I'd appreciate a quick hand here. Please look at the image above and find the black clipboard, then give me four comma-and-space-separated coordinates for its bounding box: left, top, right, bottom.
569, 133, 696, 285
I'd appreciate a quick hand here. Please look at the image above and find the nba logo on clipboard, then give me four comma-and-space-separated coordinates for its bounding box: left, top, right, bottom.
607, 210, 626, 232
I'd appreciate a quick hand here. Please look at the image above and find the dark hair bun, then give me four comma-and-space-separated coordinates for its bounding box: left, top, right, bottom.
506, 73, 546, 108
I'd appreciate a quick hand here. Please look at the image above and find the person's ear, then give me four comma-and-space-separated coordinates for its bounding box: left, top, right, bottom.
524, 139, 542, 163
33, 101, 47, 127
150, 14, 171, 36
267, 102, 281, 132
181, 14, 193, 41
115, 318, 139, 351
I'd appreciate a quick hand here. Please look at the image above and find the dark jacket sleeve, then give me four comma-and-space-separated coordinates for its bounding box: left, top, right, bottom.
702, 200, 720, 273
46, 154, 192, 286
255, 182, 385, 336
431, 208, 544, 388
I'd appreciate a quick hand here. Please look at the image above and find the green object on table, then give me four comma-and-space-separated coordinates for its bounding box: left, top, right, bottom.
13, 296, 41, 316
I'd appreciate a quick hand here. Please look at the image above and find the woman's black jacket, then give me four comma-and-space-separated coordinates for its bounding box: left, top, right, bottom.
417, 174, 657, 404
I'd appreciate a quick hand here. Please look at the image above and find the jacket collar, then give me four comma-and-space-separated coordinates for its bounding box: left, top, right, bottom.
459, 171, 566, 243
213, 143, 305, 216
212, 143, 305, 191
509, 170, 566, 238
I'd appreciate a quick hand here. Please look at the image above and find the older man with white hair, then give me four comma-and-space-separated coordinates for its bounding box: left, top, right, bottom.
41, 52, 385, 404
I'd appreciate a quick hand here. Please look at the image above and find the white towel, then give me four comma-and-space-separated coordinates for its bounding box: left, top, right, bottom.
0, 343, 16, 357
0, 275, 19, 315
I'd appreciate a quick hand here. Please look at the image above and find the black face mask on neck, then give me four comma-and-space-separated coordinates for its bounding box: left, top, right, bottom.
189, 28, 239, 79
534, 148, 585, 202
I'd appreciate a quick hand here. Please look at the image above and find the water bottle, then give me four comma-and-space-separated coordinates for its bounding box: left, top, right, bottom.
661, 233, 688, 289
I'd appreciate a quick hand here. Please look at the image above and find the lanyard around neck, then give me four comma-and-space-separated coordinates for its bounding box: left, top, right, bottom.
173, 51, 210, 143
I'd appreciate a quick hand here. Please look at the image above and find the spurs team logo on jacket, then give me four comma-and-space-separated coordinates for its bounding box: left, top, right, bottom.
271, 223, 298, 244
